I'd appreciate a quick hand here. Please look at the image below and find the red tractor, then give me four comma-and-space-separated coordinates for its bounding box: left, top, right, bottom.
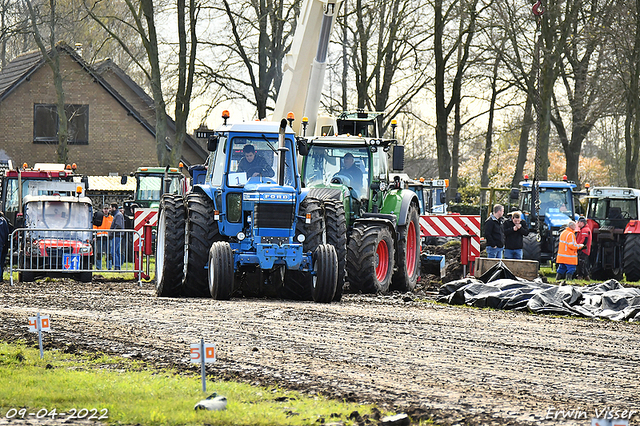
585, 186, 640, 282
17, 181, 93, 282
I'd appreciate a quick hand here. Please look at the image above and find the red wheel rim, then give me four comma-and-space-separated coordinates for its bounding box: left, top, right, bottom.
406, 221, 417, 277
375, 239, 389, 281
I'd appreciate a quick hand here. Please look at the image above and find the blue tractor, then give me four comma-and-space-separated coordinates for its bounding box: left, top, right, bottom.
155, 117, 338, 303
511, 178, 581, 263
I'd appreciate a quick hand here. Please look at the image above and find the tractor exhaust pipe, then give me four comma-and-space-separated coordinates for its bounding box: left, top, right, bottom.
277, 119, 288, 186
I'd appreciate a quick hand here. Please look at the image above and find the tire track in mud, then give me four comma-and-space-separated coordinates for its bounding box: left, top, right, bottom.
1, 281, 639, 425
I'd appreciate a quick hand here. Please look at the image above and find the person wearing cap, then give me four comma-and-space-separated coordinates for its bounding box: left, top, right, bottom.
556, 221, 583, 281
503, 211, 529, 259
576, 216, 592, 280
237, 144, 274, 178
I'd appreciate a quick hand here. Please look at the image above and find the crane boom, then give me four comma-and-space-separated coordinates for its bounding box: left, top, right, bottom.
272, 0, 341, 135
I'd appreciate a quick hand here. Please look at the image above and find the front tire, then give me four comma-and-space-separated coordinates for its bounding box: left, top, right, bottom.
312, 244, 338, 303
323, 199, 347, 301
391, 203, 420, 292
183, 193, 220, 297
347, 223, 395, 293
155, 194, 186, 297
208, 241, 234, 300
624, 234, 640, 282
281, 197, 325, 301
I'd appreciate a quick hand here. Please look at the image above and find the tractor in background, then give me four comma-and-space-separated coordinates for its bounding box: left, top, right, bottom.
584, 187, 640, 281
121, 166, 188, 278
511, 176, 581, 263
16, 180, 93, 283
0, 163, 78, 228
155, 115, 338, 303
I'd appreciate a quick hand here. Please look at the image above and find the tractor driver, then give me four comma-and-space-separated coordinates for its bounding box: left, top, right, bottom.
335, 153, 364, 193
237, 144, 275, 178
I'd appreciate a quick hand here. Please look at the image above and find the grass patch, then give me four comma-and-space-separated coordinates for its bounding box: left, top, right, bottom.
0, 341, 387, 425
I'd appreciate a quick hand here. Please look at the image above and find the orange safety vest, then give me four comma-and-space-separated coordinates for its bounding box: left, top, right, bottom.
556, 227, 579, 265
94, 214, 113, 237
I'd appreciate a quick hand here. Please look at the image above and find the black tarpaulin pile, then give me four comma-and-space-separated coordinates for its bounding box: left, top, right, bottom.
438, 262, 640, 321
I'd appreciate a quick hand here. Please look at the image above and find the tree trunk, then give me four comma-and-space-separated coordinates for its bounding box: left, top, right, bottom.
625, 0, 640, 187
172, 0, 198, 166
481, 46, 501, 200
511, 94, 533, 188
434, 0, 450, 179
450, 101, 460, 200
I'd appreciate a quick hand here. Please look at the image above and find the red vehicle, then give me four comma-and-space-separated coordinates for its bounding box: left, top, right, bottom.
18, 188, 93, 282
0, 163, 78, 227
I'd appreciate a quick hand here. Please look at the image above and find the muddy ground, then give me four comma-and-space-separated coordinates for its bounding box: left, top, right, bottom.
1, 275, 639, 426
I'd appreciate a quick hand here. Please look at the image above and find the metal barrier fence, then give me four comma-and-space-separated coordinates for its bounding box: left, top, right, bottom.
9, 228, 143, 285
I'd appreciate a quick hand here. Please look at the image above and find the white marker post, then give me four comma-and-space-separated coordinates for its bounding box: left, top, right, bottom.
28, 314, 50, 359
190, 339, 216, 392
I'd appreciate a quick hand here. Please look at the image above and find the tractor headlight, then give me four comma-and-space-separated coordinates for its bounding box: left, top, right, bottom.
237, 232, 246, 241
79, 246, 91, 253
297, 234, 305, 243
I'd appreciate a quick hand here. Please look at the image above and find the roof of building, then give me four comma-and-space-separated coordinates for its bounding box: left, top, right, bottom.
0, 43, 207, 165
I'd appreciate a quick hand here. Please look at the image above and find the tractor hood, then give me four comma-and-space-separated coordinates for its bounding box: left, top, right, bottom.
545, 211, 572, 228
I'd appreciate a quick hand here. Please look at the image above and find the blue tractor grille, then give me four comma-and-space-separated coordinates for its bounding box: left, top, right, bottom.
254, 203, 295, 229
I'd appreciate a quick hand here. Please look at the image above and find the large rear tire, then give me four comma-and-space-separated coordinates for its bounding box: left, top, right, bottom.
624, 234, 640, 282
391, 203, 421, 292
312, 244, 338, 303
522, 232, 541, 262
208, 241, 234, 300
183, 192, 221, 297
347, 223, 395, 293
155, 194, 186, 297
281, 197, 325, 301
323, 199, 347, 301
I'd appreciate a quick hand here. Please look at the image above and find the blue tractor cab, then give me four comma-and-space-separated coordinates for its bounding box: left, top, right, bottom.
155, 117, 338, 302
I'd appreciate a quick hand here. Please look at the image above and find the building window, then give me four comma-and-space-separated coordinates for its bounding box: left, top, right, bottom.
34, 104, 89, 145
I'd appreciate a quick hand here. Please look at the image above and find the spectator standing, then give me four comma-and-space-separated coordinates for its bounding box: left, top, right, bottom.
0, 212, 10, 281
484, 204, 505, 258
503, 211, 529, 259
556, 221, 583, 281
93, 206, 113, 270
575, 217, 592, 280
110, 203, 124, 270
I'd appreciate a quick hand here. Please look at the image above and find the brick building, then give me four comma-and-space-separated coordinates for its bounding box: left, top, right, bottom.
0, 42, 207, 176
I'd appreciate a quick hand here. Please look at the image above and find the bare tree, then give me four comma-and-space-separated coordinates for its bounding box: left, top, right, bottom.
339, 0, 431, 132
197, 0, 300, 120
85, 0, 199, 166
25, 0, 69, 163
433, 0, 484, 191
607, 1, 640, 187
549, 0, 615, 186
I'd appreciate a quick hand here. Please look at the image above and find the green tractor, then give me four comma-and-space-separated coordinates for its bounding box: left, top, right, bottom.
299, 113, 421, 299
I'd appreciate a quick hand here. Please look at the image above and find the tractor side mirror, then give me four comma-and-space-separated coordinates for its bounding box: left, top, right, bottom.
207, 135, 219, 151
509, 188, 520, 200
392, 145, 404, 171
440, 192, 447, 204
297, 138, 309, 156
121, 175, 128, 185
